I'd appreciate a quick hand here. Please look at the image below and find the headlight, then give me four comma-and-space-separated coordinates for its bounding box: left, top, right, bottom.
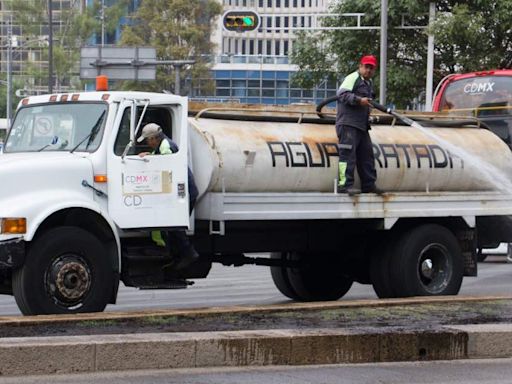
1, 218, 26, 234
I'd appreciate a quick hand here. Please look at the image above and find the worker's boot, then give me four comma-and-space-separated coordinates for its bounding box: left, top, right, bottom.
362, 185, 385, 195
167, 230, 200, 271
337, 185, 358, 196
175, 246, 200, 271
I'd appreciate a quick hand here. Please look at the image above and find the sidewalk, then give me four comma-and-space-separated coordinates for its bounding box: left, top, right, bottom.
0, 297, 511, 376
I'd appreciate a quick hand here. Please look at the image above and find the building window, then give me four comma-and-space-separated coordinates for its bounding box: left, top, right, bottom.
248, 89, 260, 97
242, 40, 246, 54
283, 40, 289, 55
216, 80, 230, 87
266, 16, 272, 33
217, 89, 230, 97
249, 40, 254, 55
259, 0, 263, 6
284, 17, 289, 33
276, 0, 280, 6
275, 40, 280, 55
266, 40, 272, 55
258, 40, 263, 55
267, 0, 272, 7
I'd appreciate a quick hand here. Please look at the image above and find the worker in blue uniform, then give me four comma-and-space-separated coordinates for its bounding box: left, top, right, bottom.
336, 55, 384, 196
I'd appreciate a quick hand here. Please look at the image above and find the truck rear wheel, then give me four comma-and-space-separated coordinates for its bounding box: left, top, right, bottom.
370, 236, 397, 298
13, 226, 115, 315
273, 252, 353, 301
389, 224, 463, 297
270, 252, 299, 300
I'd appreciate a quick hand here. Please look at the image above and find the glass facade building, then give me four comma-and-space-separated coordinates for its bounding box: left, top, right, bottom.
192, 55, 339, 105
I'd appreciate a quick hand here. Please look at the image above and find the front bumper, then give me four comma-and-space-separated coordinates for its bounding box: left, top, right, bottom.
0, 238, 25, 268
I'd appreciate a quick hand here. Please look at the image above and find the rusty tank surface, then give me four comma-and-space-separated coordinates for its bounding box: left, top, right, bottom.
187, 102, 512, 196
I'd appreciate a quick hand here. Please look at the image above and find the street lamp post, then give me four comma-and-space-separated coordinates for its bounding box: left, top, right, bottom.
425, 2, 436, 111
6, 15, 12, 126
379, 0, 388, 105
48, 0, 53, 93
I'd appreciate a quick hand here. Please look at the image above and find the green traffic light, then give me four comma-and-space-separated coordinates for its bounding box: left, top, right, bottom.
242, 16, 254, 26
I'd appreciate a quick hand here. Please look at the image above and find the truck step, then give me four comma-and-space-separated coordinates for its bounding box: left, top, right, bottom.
137, 279, 194, 290
123, 246, 170, 261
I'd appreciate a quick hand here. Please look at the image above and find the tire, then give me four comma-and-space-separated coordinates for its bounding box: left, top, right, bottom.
285, 252, 353, 301
13, 226, 115, 315
477, 248, 488, 262
270, 252, 299, 300
370, 235, 397, 298
389, 224, 463, 297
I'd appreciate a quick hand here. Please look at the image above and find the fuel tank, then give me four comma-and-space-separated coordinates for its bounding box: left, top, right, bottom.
188, 117, 512, 195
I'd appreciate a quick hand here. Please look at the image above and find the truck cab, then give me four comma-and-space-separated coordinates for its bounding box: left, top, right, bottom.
0, 92, 196, 315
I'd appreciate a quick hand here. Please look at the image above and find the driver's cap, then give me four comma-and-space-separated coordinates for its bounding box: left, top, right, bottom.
137, 123, 162, 142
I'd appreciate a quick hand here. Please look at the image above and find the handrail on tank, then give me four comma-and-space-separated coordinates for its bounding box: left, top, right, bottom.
194, 107, 320, 123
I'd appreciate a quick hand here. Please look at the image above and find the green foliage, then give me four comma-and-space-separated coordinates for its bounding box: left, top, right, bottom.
5, 0, 128, 90
119, 0, 222, 95
291, 0, 512, 108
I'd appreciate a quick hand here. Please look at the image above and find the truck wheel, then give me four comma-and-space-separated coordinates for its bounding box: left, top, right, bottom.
389, 224, 463, 297
270, 252, 299, 300
477, 248, 488, 262
12, 226, 114, 315
370, 236, 396, 298
286, 252, 353, 301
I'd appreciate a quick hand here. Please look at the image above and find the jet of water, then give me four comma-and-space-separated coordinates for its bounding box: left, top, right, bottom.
369, 100, 512, 193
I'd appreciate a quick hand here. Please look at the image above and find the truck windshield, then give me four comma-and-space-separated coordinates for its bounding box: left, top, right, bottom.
437, 75, 512, 144
4, 103, 108, 153
438, 76, 512, 115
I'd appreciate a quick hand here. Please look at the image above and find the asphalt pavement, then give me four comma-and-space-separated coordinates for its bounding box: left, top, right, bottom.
0, 255, 510, 316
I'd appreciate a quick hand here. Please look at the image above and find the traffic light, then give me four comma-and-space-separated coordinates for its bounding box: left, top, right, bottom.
222, 11, 260, 32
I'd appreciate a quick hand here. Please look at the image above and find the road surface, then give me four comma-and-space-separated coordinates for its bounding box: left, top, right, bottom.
0, 255, 510, 316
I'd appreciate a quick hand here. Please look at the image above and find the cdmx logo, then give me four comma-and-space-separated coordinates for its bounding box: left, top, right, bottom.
124, 175, 149, 184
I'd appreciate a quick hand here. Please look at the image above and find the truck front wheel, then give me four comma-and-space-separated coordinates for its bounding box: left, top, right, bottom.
271, 252, 353, 301
13, 226, 115, 315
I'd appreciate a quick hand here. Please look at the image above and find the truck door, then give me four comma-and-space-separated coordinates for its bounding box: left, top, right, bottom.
107, 100, 190, 229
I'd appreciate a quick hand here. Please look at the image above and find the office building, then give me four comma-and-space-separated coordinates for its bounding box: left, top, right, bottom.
197, 0, 339, 104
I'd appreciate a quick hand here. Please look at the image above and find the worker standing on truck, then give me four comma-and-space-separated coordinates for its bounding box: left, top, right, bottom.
138, 123, 199, 270
336, 55, 383, 196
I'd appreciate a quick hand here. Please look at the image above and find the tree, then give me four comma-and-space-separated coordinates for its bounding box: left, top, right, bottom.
119, 0, 222, 95
290, 0, 512, 108
4, 0, 128, 91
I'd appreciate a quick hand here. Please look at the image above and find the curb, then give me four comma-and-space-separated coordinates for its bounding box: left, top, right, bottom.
2, 324, 512, 376
1, 295, 510, 326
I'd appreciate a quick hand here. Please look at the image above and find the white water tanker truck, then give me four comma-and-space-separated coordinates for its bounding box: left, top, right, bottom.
1, 91, 512, 315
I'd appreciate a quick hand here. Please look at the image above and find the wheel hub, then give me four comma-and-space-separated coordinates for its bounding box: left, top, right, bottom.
418, 243, 451, 294
420, 259, 434, 279
46, 255, 91, 305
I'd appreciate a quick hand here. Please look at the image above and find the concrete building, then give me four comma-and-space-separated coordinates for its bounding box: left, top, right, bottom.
0, 0, 86, 94
201, 0, 339, 105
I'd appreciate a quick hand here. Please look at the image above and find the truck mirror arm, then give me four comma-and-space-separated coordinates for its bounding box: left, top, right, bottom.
81, 180, 108, 198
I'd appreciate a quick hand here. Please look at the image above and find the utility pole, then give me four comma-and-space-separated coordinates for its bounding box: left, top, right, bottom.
169, 60, 195, 95
425, 2, 436, 111
379, 0, 388, 105
101, 0, 105, 46
6, 14, 12, 125
48, 0, 53, 93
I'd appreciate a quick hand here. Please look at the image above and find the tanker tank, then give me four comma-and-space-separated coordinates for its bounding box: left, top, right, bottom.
188, 111, 512, 197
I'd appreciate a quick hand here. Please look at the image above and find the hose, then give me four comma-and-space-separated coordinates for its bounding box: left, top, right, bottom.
315, 96, 338, 120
